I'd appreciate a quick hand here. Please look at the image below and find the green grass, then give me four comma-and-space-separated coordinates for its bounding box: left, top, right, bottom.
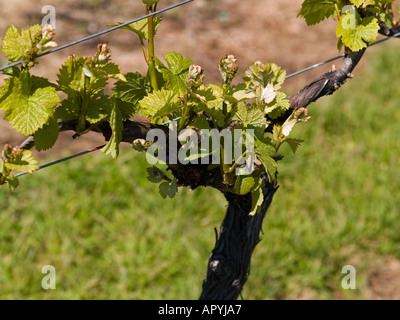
1, 44, 400, 299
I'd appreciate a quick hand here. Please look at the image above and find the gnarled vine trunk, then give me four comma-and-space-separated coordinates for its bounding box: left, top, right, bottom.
200, 176, 278, 300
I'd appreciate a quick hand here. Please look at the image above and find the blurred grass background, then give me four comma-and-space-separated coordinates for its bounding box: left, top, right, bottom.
0, 44, 400, 299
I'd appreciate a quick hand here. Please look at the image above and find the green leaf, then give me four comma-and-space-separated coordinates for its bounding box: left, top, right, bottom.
139, 89, 179, 118
112, 72, 150, 107
58, 55, 113, 97
298, 0, 340, 25
6, 175, 19, 195
190, 114, 212, 130
243, 62, 286, 90
115, 99, 137, 120
4, 149, 39, 173
1, 24, 42, 62
283, 138, 304, 154
350, 0, 365, 6
155, 52, 193, 97
281, 118, 297, 137
143, 0, 160, 5
109, 17, 162, 40
57, 56, 87, 96
146, 166, 169, 183
254, 129, 277, 180
90, 62, 125, 83
229, 83, 257, 102
159, 178, 178, 199
233, 102, 265, 127
336, 15, 380, 51
1, 73, 60, 136
6, 86, 60, 136
34, 116, 59, 151
1, 25, 24, 62
234, 175, 256, 195
86, 95, 111, 124
265, 91, 290, 119
249, 187, 264, 216
101, 99, 123, 158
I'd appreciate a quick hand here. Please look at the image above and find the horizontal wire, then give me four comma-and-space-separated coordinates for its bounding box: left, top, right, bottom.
0, 0, 194, 72
14, 145, 105, 177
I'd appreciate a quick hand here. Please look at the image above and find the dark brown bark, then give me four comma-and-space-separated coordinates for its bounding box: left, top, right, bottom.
200, 175, 278, 300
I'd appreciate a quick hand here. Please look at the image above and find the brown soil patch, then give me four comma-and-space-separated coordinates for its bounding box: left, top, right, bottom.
366, 258, 400, 300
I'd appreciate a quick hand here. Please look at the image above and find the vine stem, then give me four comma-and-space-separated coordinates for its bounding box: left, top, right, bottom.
147, 10, 159, 92
77, 75, 90, 135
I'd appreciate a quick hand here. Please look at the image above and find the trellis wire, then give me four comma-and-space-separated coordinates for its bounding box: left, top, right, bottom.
0, 0, 194, 72
14, 146, 105, 177
4, 10, 400, 178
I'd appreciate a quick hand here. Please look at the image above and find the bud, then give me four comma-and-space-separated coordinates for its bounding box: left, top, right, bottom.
42, 24, 55, 39
132, 139, 149, 152
219, 55, 238, 85
294, 107, 311, 122
93, 43, 111, 64
2, 145, 22, 162
142, 0, 159, 6
38, 24, 57, 52
186, 64, 205, 88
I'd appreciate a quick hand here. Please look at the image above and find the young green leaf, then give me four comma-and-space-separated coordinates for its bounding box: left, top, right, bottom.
254, 129, 277, 180
6, 175, 19, 195
1, 24, 42, 63
155, 52, 193, 97
159, 178, 178, 199
234, 175, 256, 195
232, 102, 265, 127
101, 99, 123, 158
146, 166, 170, 183
264, 91, 290, 119
298, 0, 340, 26
57, 56, 87, 95
112, 72, 150, 107
283, 138, 304, 154
109, 17, 162, 41
139, 89, 179, 118
350, 0, 366, 6
34, 116, 59, 151
243, 61, 286, 90
249, 187, 263, 216
4, 149, 39, 173
1, 73, 60, 136
336, 15, 380, 51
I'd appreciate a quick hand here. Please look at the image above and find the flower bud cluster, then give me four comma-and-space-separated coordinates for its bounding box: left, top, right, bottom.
219, 55, 238, 85
37, 24, 57, 50
185, 64, 205, 88
89, 43, 111, 66
2, 145, 22, 163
